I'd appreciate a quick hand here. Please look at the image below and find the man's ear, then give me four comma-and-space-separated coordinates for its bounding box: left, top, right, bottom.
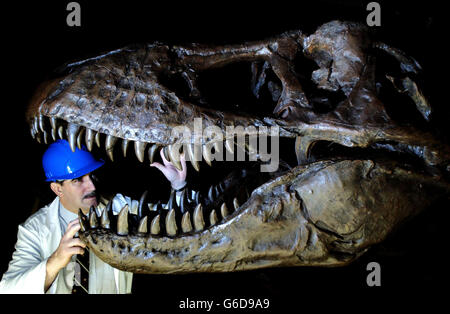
50, 182, 63, 197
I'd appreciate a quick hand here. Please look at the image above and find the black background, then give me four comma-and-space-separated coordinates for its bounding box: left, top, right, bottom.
0, 0, 448, 309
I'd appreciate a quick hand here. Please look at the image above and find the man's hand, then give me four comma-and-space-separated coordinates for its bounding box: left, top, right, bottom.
150, 150, 187, 190
45, 219, 86, 291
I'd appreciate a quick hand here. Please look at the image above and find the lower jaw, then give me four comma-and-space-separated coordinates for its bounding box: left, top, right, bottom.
80, 157, 450, 274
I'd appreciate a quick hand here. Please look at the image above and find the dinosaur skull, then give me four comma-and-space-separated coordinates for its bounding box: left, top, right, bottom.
26, 21, 450, 274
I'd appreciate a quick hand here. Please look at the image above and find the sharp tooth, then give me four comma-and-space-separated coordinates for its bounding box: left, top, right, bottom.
85, 128, 95, 151
193, 204, 205, 231
180, 189, 188, 214
51, 128, 57, 141
295, 136, 317, 165
89, 206, 98, 228
165, 208, 177, 236
77, 128, 85, 149
137, 216, 148, 234
49, 116, 57, 130
67, 123, 80, 152
208, 185, 214, 202
191, 155, 200, 172
150, 214, 161, 235
105, 135, 118, 161
168, 144, 183, 171
134, 141, 147, 162
167, 189, 178, 211
78, 209, 88, 232
33, 116, 39, 134
30, 127, 36, 139
214, 185, 221, 198
100, 202, 111, 229
187, 144, 200, 172
117, 204, 129, 236
38, 114, 45, 132
213, 141, 221, 153
181, 211, 192, 233
233, 197, 240, 210
36, 133, 42, 144
194, 191, 201, 205
42, 130, 48, 144
122, 139, 129, 157
58, 125, 64, 139
148, 144, 158, 164
138, 190, 148, 218
202, 144, 213, 166
220, 202, 229, 218
163, 146, 171, 162
209, 209, 218, 226
225, 138, 234, 154
95, 132, 101, 147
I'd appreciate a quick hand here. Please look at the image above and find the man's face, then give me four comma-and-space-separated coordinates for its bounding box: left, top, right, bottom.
51, 173, 97, 214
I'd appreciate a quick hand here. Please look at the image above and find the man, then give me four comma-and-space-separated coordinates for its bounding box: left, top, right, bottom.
0, 139, 186, 293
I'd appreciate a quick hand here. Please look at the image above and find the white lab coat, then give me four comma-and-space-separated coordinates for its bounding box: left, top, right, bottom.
0, 194, 136, 294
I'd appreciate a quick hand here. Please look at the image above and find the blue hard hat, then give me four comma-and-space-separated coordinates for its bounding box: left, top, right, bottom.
42, 139, 105, 182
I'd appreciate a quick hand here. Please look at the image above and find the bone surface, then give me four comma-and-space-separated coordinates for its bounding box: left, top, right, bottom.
26, 20, 450, 274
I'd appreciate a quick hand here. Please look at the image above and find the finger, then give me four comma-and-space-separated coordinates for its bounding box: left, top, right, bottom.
180, 153, 187, 176
64, 221, 81, 240
67, 238, 87, 248
150, 161, 172, 178
67, 247, 86, 256
160, 149, 170, 167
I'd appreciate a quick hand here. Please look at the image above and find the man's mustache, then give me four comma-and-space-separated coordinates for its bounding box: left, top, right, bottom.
83, 191, 97, 199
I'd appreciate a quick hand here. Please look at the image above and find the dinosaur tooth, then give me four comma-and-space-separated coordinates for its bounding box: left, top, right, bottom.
181, 211, 193, 233
220, 202, 229, 218
150, 214, 160, 235
209, 209, 218, 226
100, 203, 111, 229
134, 141, 147, 162
89, 206, 98, 228
294, 136, 317, 165
77, 128, 85, 149
137, 216, 148, 234
163, 146, 171, 162
186, 144, 200, 172
180, 189, 189, 214
33, 116, 39, 135
165, 208, 177, 236
78, 209, 88, 232
194, 190, 201, 205
225, 138, 234, 154
168, 144, 183, 171
213, 141, 221, 154
122, 139, 129, 157
51, 128, 57, 141
42, 130, 48, 144
208, 185, 214, 202
117, 204, 129, 236
95, 132, 101, 148
233, 197, 240, 211
85, 128, 95, 151
193, 203, 205, 231
67, 123, 80, 152
167, 189, 177, 211
202, 144, 213, 166
138, 190, 148, 218
38, 114, 46, 132
49, 116, 57, 130
50, 119, 57, 141
30, 126, 36, 139
148, 144, 158, 164
58, 125, 64, 140
105, 135, 118, 161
